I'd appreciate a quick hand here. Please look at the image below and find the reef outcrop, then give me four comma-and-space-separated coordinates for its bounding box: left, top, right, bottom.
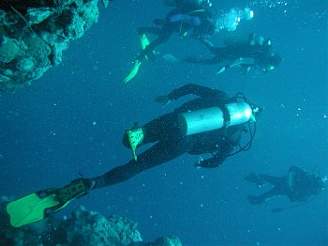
0, 205, 182, 246
0, 0, 106, 90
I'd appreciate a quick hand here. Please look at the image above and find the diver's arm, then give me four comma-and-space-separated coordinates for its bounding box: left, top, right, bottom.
200, 39, 220, 54
196, 141, 235, 168
195, 154, 225, 168
230, 57, 255, 67
197, 126, 246, 168
167, 83, 228, 100
216, 58, 255, 74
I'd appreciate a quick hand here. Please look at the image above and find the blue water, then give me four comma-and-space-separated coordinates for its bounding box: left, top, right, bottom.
1, 0, 327, 245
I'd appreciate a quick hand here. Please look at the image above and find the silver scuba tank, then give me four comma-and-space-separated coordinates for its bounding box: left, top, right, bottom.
225, 102, 253, 127
180, 102, 254, 136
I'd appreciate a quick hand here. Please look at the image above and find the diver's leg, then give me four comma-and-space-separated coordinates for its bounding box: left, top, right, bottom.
93, 140, 187, 189
200, 39, 227, 56
200, 39, 219, 54
245, 174, 284, 187
248, 186, 282, 205
244, 173, 266, 186
136, 29, 172, 61
259, 175, 285, 186
143, 113, 181, 143
183, 56, 219, 65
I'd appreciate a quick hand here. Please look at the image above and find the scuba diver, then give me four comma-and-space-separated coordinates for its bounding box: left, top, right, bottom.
3, 84, 261, 228
123, 0, 216, 83
245, 166, 326, 206
123, 2, 255, 83
137, 0, 215, 61
184, 33, 282, 75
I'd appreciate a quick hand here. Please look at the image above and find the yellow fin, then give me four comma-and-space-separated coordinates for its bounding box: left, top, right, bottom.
6, 193, 59, 228
123, 60, 142, 84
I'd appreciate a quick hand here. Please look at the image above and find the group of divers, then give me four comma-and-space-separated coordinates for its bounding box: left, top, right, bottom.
1, 0, 326, 229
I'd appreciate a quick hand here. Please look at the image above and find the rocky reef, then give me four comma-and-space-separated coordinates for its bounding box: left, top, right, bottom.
0, 205, 182, 246
0, 0, 108, 90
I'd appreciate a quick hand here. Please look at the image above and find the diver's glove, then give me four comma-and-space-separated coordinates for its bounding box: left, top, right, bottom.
195, 155, 225, 168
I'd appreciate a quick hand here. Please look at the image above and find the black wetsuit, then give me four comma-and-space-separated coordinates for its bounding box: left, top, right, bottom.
246, 166, 324, 205
93, 84, 249, 189
137, 7, 214, 62
185, 39, 275, 71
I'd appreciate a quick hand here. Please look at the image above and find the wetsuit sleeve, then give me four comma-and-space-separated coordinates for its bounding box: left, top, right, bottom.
200, 39, 218, 53
196, 154, 225, 168
167, 83, 228, 100
196, 143, 234, 168
197, 126, 246, 168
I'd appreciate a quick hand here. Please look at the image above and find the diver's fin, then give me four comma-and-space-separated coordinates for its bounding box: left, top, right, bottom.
140, 33, 158, 61
123, 60, 142, 84
127, 127, 144, 161
140, 34, 150, 50
122, 34, 154, 84
122, 33, 149, 84
6, 192, 59, 228
5, 179, 91, 228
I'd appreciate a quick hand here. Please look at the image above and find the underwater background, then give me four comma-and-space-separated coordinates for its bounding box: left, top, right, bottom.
1, 0, 327, 245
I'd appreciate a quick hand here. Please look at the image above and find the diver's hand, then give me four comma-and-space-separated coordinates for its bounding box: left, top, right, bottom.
154, 95, 171, 105
195, 157, 223, 168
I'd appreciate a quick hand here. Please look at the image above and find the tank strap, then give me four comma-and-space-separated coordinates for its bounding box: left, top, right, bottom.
221, 104, 230, 128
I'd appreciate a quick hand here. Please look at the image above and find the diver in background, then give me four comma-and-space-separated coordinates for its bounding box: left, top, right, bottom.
123, 0, 215, 83
4, 84, 261, 228
245, 166, 326, 205
135, 0, 215, 63
136, 3, 255, 63
123, 2, 255, 83
184, 33, 282, 74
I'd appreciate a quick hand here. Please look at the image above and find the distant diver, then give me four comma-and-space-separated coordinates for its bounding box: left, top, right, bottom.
184, 33, 282, 75
3, 83, 262, 228
123, 0, 215, 83
245, 166, 326, 207
123, 3, 255, 83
